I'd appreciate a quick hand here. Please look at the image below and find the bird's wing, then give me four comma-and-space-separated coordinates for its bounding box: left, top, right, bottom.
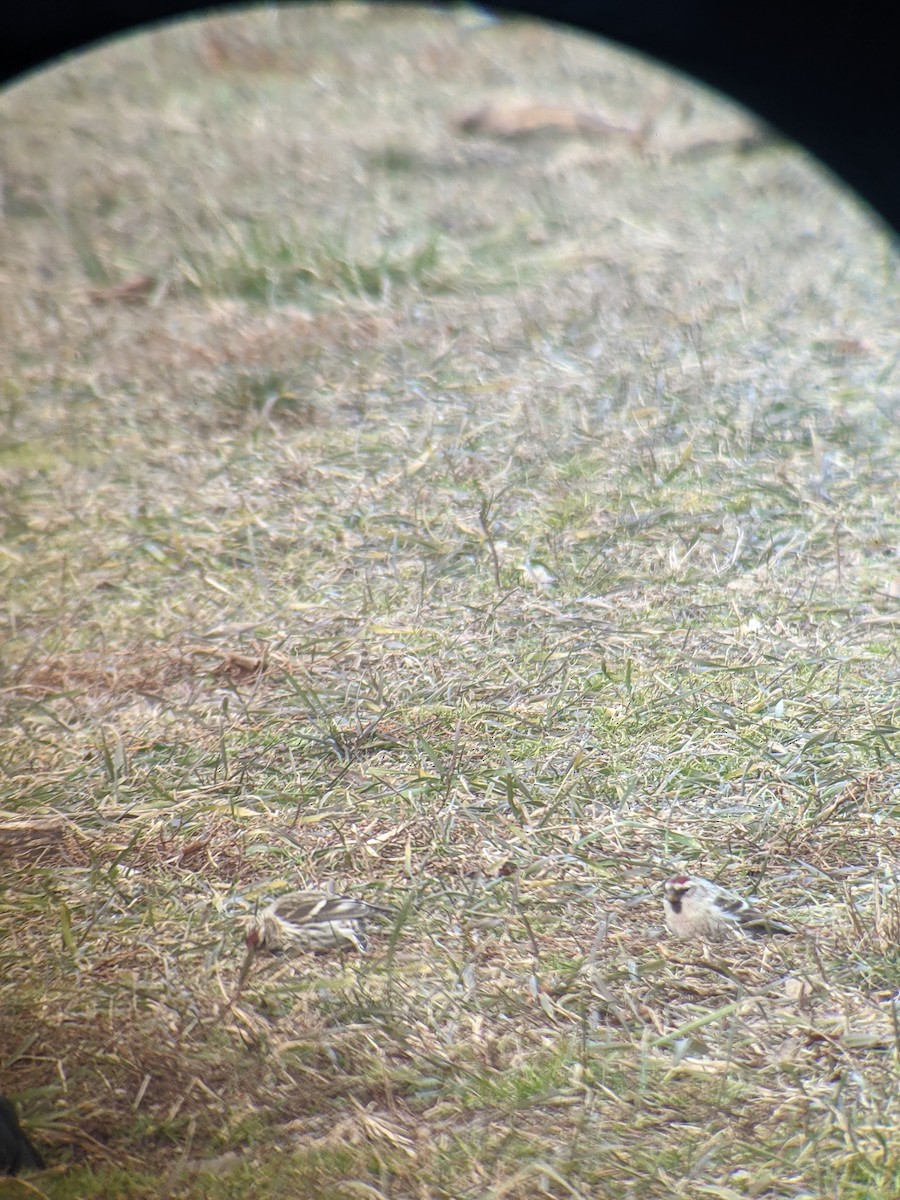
711, 889, 751, 921
272, 892, 387, 924
713, 889, 796, 936
738, 911, 796, 936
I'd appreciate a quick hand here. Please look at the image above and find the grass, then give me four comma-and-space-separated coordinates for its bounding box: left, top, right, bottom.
1, 4, 899, 1198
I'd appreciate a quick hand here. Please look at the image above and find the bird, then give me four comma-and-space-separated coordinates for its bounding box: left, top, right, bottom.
244, 889, 392, 955
663, 874, 797, 941
0, 1096, 44, 1176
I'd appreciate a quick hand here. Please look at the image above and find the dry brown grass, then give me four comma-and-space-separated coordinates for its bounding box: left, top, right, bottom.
1, 6, 898, 1198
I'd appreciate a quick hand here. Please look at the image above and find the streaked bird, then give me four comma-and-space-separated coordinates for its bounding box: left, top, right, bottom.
0, 1096, 44, 1176
245, 889, 391, 955
663, 874, 797, 941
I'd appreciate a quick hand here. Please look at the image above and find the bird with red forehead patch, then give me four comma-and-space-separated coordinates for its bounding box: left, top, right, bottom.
663, 874, 796, 941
